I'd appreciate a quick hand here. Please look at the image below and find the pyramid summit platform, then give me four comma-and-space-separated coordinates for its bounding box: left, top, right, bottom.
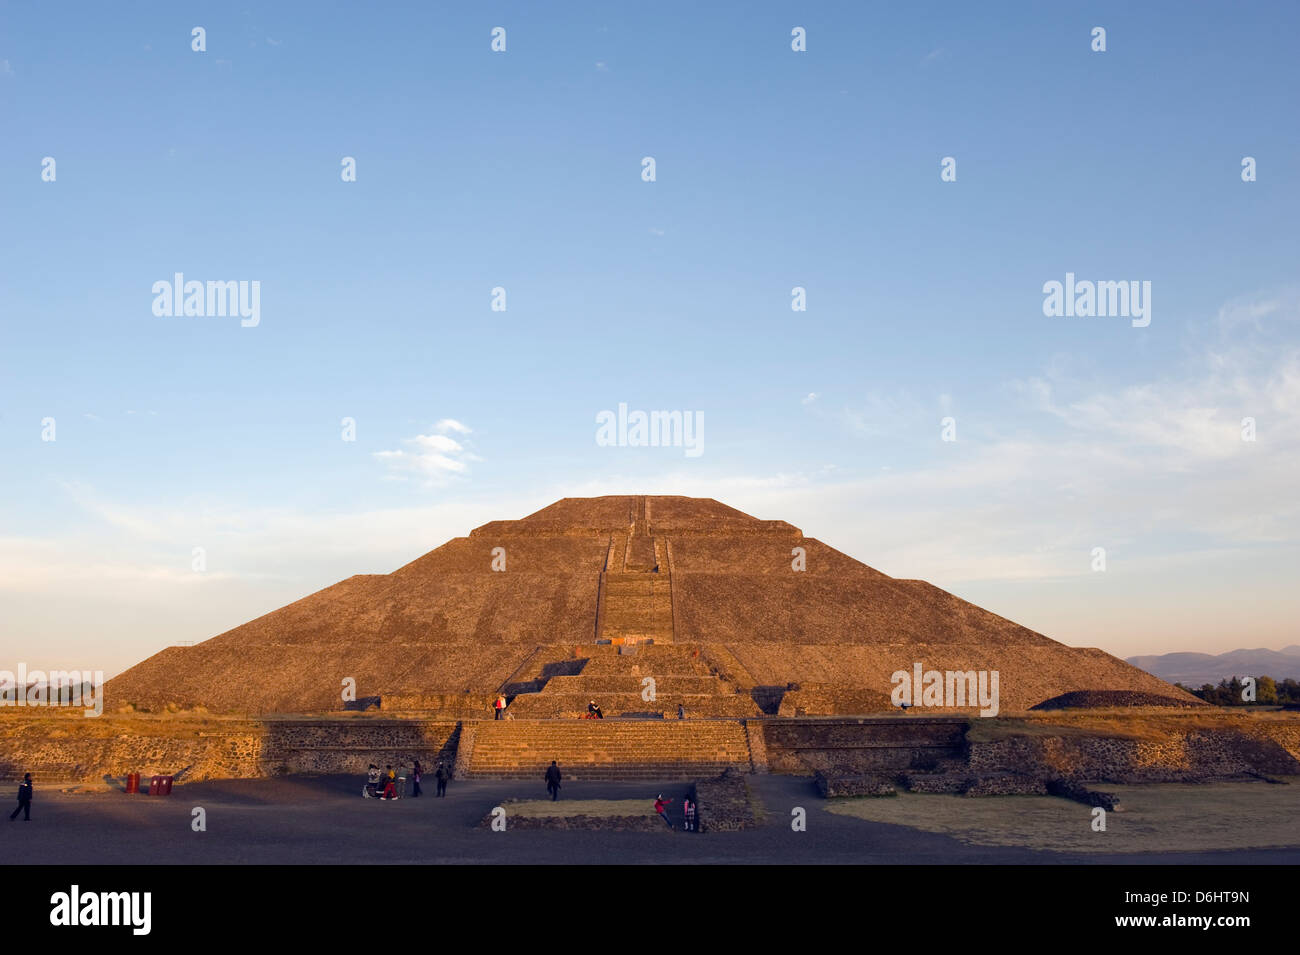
106, 495, 1193, 717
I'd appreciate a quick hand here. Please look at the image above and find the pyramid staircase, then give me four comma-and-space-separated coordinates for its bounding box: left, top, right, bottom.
461, 719, 754, 779
594, 498, 674, 645
499, 644, 762, 719
598, 573, 674, 645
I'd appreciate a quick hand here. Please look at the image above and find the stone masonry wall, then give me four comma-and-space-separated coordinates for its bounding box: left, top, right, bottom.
969, 723, 1300, 783
5, 713, 1298, 785
0, 716, 460, 783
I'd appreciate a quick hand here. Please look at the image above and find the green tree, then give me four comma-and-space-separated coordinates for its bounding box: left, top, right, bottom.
1279, 679, 1300, 705
1256, 675, 1278, 705
1197, 683, 1226, 705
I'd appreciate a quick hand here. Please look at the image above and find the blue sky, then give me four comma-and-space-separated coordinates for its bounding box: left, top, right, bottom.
2, 2, 1299, 676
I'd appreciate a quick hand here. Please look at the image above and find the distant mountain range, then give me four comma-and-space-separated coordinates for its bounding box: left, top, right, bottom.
1127, 646, 1300, 687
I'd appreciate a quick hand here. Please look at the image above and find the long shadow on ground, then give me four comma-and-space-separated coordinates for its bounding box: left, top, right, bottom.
9, 774, 1298, 865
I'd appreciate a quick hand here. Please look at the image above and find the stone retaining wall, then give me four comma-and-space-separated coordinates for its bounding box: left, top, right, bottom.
5, 713, 1298, 786
761, 717, 969, 775
0, 717, 459, 783
969, 723, 1300, 783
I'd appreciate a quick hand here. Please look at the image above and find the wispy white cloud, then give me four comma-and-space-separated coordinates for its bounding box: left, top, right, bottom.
374, 421, 481, 485
434, 418, 471, 435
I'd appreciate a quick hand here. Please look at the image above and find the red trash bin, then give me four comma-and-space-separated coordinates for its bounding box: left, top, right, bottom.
125, 772, 140, 794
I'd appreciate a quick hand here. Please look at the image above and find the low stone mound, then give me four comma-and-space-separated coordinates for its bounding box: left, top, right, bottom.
1031, 690, 1203, 710
476, 802, 664, 831
1046, 778, 1122, 810
694, 767, 761, 831
899, 771, 972, 794
495, 815, 663, 831
898, 771, 1048, 797
814, 771, 896, 797
961, 773, 1048, 797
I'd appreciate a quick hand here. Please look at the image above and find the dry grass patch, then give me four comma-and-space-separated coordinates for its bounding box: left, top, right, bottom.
499, 799, 655, 818
0, 711, 250, 740
826, 778, 1300, 853
968, 708, 1299, 745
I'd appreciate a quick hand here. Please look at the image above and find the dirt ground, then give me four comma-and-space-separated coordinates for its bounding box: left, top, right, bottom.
4, 773, 1297, 865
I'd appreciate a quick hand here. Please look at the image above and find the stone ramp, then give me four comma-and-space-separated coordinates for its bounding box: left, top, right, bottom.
463, 719, 754, 780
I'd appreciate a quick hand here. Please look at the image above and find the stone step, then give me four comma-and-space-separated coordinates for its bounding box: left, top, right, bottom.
463, 720, 754, 778
467, 769, 734, 780
505, 693, 761, 718
597, 632, 674, 644
602, 600, 672, 616
603, 575, 672, 593
600, 625, 674, 638
541, 675, 724, 694
625, 536, 658, 570
600, 626, 673, 638
472, 758, 748, 764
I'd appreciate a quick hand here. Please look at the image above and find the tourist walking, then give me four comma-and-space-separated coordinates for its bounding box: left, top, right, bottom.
654, 793, 673, 830
494, 694, 507, 720
544, 760, 562, 801
682, 794, 696, 832
435, 762, 449, 798
411, 760, 423, 797
9, 773, 32, 822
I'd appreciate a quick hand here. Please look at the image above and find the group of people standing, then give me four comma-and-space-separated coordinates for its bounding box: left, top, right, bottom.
366, 760, 450, 799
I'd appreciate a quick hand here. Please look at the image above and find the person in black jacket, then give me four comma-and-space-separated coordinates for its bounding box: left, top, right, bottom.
544, 761, 562, 801
434, 762, 450, 798
9, 773, 32, 821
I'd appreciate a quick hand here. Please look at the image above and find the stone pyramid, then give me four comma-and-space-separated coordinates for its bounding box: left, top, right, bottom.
106, 495, 1194, 715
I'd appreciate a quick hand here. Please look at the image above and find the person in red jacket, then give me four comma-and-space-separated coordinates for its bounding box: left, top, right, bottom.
382, 765, 397, 799
654, 794, 673, 830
